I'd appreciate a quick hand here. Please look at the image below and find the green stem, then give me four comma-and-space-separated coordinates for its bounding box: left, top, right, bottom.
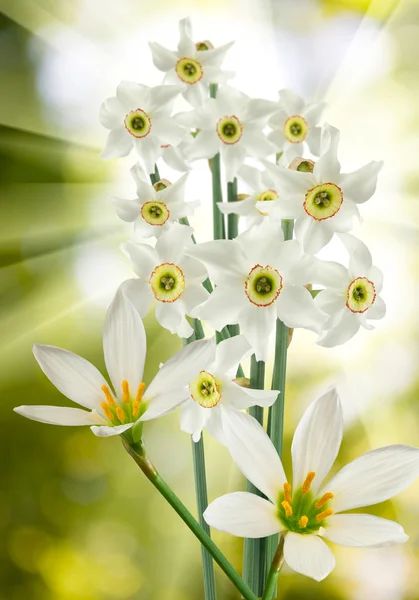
123, 440, 257, 600
261, 537, 285, 600
243, 356, 266, 596
227, 178, 238, 239
210, 84, 225, 240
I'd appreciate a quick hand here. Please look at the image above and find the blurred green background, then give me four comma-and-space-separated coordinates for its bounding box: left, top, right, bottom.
1, 0, 419, 598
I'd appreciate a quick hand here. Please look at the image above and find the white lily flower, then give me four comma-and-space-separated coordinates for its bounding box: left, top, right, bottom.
314, 234, 385, 347
159, 334, 277, 444
176, 86, 277, 182
14, 293, 213, 437
217, 164, 281, 230
111, 163, 198, 239
268, 89, 325, 161
122, 223, 209, 339
204, 389, 419, 582
100, 81, 185, 173
149, 17, 234, 108
186, 220, 326, 360
264, 124, 383, 253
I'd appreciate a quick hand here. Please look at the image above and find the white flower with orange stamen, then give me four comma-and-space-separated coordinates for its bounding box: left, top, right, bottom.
186, 220, 326, 360
14, 293, 214, 437
111, 163, 198, 239
122, 223, 209, 339
264, 124, 383, 253
204, 388, 419, 582
314, 234, 385, 347
268, 89, 325, 161
149, 17, 234, 108
176, 86, 277, 182
100, 81, 185, 174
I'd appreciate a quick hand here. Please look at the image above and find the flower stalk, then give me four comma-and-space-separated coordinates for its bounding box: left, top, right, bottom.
227, 178, 239, 240
210, 83, 226, 240
261, 536, 285, 600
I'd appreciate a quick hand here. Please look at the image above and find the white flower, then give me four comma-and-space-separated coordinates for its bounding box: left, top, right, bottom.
168, 334, 277, 444
314, 234, 385, 347
217, 164, 281, 229
186, 220, 326, 360
176, 86, 277, 181
149, 17, 234, 108
111, 163, 198, 239
161, 136, 192, 172
268, 89, 325, 161
204, 389, 419, 582
264, 124, 383, 253
14, 293, 213, 437
122, 223, 209, 338
100, 81, 185, 173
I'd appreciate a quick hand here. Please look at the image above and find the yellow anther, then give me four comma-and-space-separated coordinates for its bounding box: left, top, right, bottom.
299, 515, 308, 528
101, 384, 116, 406
316, 509, 334, 522
283, 482, 292, 503
136, 382, 146, 403
281, 501, 293, 517
315, 492, 334, 509
122, 380, 130, 403
116, 407, 125, 423
302, 471, 316, 494
100, 401, 114, 421
132, 399, 141, 418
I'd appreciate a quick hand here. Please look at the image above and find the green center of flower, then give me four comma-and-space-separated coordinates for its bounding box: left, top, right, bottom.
124, 109, 152, 138
100, 381, 147, 426
245, 265, 283, 307
176, 57, 204, 84
346, 277, 376, 313
149, 263, 185, 302
259, 189, 279, 202
216, 116, 243, 145
304, 182, 343, 221
141, 201, 170, 226
189, 371, 221, 408
278, 473, 334, 535
283, 115, 309, 143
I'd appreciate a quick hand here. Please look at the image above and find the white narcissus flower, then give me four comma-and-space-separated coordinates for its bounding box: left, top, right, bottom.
111, 163, 198, 239
100, 81, 185, 173
204, 389, 419, 582
14, 293, 213, 437
217, 164, 281, 229
149, 17, 234, 108
264, 124, 383, 253
164, 334, 277, 444
176, 86, 277, 182
268, 89, 325, 161
186, 220, 326, 361
122, 223, 209, 339
314, 234, 385, 347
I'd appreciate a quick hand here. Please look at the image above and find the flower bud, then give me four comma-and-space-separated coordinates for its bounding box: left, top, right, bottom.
195, 40, 214, 51
153, 179, 172, 191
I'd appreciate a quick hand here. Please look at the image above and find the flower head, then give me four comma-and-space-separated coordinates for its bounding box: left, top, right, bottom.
204, 389, 419, 581
149, 17, 234, 107
14, 293, 213, 437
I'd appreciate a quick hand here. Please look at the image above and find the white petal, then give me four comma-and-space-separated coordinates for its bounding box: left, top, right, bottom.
103, 292, 146, 396
265, 163, 315, 197
302, 101, 326, 124
317, 309, 360, 347
178, 17, 195, 55
204, 407, 225, 444
33, 344, 107, 410
276, 286, 326, 333
291, 388, 343, 493
181, 284, 210, 315
116, 81, 149, 109
322, 514, 408, 548
148, 41, 177, 72
133, 137, 161, 175
312, 259, 349, 289
267, 127, 287, 152
13, 405, 101, 426
339, 233, 373, 275
110, 196, 141, 222
194, 286, 245, 331
147, 84, 184, 113
99, 97, 125, 129
221, 405, 287, 503
368, 265, 383, 293
314, 124, 341, 181
237, 164, 263, 191
321, 445, 419, 513
91, 423, 134, 437
296, 218, 334, 254
239, 303, 276, 362
122, 241, 158, 279
284, 532, 335, 582
161, 144, 190, 172
180, 399, 208, 441
367, 295, 386, 320
185, 240, 247, 283
155, 301, 193, 337
155, 222, 193, 263
204, 492, 280, 538
221, 143, 247, 182
340, 161, 383, 204
314, 290, 346, 316
183, 83, 208, 109
306, 126, 322, 156
242, 129, 275, 157
100, 128, 132, 159
119, 278, 153, 318
218, 196, 256, 217
199, 41, 234, 67
152, 117, 185, 146
188, 130, 220, 160
278, 89, 305, 114
242, 99, 277, 123
221, 380, 277, 410
141, 389, 189, 422
214, 334, 251, 375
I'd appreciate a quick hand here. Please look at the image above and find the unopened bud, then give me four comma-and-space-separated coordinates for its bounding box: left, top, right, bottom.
153, 179, 171, 191
288, 157, 315, 173
195, 40, 214, 51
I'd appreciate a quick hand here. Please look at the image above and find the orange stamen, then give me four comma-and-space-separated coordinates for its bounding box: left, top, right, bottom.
101, 384, 116, 406
136, 382, 145, 403
283, 482, 292, 503
316, 509, 334, 522
132, 399, 141, 418
122, 380, 130, 403
302, 471, 316, 494
299, 516, 308, 528
100, 401, 114, 421
281, 501, 293, 517
116, 407, 125, 423
315, 492, 334, 509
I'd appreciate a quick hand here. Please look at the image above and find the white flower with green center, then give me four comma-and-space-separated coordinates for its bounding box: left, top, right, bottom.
149, 17, 234, 108
186, 220, 326, 360
314, 234, 385, 347
264, 124, 383, 253
204, 389, 419, 582
122, 223, 209, 339
176, 86, 277, 182
217, 165, 281, 229
161, 335, 277, 444
100, 81, 185, 173
14, 293, 214, 437
268, 89, 325, 161
111, 163, 198, 238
